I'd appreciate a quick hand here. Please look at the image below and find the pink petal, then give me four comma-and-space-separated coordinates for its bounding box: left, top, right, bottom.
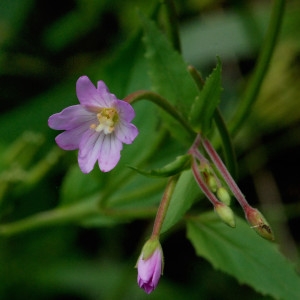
116, 100, 135, 122
138, 257, 154, 281
78, 130, 105, 173
115, 121, 138, 144
97, 80, 118, 107
98, 134, 123, 172
151, 252, 162, 287
55, 125, 88, 150
48, 105, 95, 130
76, 76, 105, 109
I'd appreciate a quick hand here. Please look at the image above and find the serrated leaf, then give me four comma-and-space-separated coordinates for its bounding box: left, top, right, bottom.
187, 212, 300, 300
189, 59, 222, 134
161, 169, 201, 233
141, 14, 199, 144
141, 15, 199, 116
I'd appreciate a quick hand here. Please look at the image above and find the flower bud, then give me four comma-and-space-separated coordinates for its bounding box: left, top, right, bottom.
214, 202, 236, 228
136, 238, 164, 294
216, 187, 231, 206
245, 206, 274, 241
207, 175, 218, 193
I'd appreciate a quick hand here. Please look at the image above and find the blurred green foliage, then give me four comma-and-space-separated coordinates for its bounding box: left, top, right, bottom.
0, 0, 300, 299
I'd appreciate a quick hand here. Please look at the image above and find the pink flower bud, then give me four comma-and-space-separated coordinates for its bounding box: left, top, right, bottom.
136, 239, 163, 294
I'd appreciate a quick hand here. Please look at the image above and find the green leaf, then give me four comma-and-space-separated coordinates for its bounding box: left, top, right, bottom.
141, 15, 199, 116
141, 14, 199, 144
189, 59, 222, 134
187, 212, 300, 299
60, 166, 103, 207
161, 169, 201, 233
128, 154, 191, 178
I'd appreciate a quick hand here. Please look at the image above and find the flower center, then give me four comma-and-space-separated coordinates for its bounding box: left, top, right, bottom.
90, 107, 118, 134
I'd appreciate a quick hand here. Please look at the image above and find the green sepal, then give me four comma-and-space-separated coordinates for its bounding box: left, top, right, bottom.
140, 237, 161, 260
189, 58, 222, 134
128, 154, 191, 178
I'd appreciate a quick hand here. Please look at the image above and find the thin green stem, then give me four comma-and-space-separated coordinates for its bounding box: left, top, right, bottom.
229, 0, 285, 136
0, 195, 159, 237
187, 65, 205, 91
214, 108, 237, 178
124, 90, 195, 136
0, 196, 99, 236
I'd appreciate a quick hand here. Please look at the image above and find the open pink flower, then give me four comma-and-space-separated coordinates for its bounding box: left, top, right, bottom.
137, 239, 163, 294
48, 76, 138, 173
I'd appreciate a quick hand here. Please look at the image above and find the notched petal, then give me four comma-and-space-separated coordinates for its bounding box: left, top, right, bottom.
76, 76, 103, 108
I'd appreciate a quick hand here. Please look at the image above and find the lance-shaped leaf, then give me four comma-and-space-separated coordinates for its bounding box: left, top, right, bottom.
187, 212, 300, 299
141, 14, 199, 144
161, 169, 202, 233
189, 59, 222, 134
128, 154, 191, 178
141, 15, 199, 117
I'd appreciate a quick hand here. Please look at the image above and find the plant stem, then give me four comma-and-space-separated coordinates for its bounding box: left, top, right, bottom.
0, 197, 99, 236
151, 175, 179, 237
214, 108, 237, 178
124, 90, 195, 136
188, 65, 237, 178
190, 156, 220, 207
0, 196, 160, 237
202, 138, 249, 210
229, 0, 285, 136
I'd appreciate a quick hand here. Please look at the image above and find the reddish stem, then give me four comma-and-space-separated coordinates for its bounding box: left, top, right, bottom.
201, 138, 249, 210
151, 176, 178, 237
191, 157, 221, 207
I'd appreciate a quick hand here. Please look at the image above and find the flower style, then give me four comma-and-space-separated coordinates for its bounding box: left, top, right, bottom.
48, 76, 138, 173
137, 239, 164, 294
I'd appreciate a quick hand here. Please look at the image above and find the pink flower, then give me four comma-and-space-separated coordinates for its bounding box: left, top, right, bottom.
48, 76, 138, 173
137, 239, 163, 294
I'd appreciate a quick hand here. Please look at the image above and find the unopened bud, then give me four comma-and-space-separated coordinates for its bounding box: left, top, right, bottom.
216, 187, 231, 206
214, 202, 236, 228
207, 175, 218, 192
245, 206, 274, 241
136, 238, 164, 294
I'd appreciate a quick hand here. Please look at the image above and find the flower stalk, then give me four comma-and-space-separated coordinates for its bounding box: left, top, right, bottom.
151, 175, 179, 237
124, 90, 194, 136
136, 176, 178, 294
136, 237, 164, 294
